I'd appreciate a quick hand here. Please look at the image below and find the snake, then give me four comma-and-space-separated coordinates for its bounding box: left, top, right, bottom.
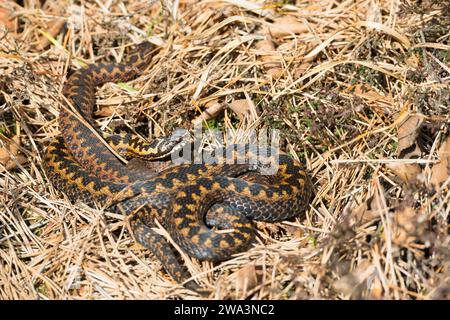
44, 41, 312, 289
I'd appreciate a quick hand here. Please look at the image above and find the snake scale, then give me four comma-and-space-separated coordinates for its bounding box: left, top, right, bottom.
44, 41, 312, 289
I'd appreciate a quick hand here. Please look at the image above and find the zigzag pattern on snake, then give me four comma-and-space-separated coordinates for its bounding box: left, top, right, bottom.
44, 41, 312, 289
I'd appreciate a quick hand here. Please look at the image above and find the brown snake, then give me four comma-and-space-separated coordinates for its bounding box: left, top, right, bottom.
44, 41, 312, 289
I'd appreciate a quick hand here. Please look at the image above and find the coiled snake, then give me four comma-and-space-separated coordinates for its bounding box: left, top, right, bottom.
45, 41, 312, 289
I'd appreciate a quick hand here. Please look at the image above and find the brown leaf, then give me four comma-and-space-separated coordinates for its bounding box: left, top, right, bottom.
33, 3, 65, 50
350, 185, 389, 226
0, 7, 15, 31
0, 135, 26, 172
430, 135, 450, 189
192, 99, 225, 125
266, 67, 284, 79
254, 39, 281, 69
267, 16, 308, 38
350, 201, 380, 225
235, 264, 258, 295
369, 276, 383, 299
0, 146, 10, 165
333, 260, 375, 296
386, 162, 422, 184
397, 114, 423, 158
0, 136, 18, 164
129, 242, 146, 250
9, 134, 20, 155
77, 284, 91, 298
8, 155, 27, 170
36, 19, 66, 50
351, 84, 394, 115
353, 84, 388, 103
285, 224, 304, 239
254, 39, 276, 53
293, 62, 310, 79
392, 206, 419, 246
95, 106, 116, 117
228, 99, 251, 119
405, 54, 420, 68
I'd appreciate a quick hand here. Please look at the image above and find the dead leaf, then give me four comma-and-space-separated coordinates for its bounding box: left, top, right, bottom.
32, 3, 66, 50
353, 84, 386, 102
386, 162, 422, 184
255, 38, 276, 53
0, 7, 15, 31
405, 54, 420, 68
397, 114, 423, 158
191, 9, 214, 27
285, 224, 304, 239
430, 135, 450, 189
333, 260, 375, 296
369, 276, 383, 299
0, 135, 27, 172
77, 284, 91, 298
350, 201, 380, 226
392, 206, 419, 246
235, 264, 258, 296
267, 16, 308, 38
36, 18, 66, 50
0, 148, 10, 165
293, 62, 310, 79
266, 67, 284, 79
350, 186, 390, 226
129, 242, 146, 250
228, 99, 251, 119
95, 106, 116, 117
192, 99, 225, 125
351, 84, 395, 115
9, 134, 19, 155
254, 39, 281, 69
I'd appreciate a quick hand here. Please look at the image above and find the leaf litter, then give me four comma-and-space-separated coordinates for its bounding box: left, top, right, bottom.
0, 0, 448, 299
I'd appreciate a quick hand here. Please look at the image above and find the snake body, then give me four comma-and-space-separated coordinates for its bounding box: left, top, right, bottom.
45, 42, 312, 288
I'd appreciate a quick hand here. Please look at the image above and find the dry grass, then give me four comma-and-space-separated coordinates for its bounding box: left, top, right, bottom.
0, 0, 449, 300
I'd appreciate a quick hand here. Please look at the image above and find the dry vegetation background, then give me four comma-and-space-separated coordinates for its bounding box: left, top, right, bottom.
0, 0, 449, 299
